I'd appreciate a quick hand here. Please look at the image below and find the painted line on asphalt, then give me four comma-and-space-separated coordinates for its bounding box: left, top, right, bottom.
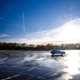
1, 74, 20, 80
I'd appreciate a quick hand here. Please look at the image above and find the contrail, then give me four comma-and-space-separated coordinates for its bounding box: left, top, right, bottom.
22, 12, 26, 34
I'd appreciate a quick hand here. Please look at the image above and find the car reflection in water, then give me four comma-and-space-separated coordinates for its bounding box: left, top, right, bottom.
0, 50, 80, 80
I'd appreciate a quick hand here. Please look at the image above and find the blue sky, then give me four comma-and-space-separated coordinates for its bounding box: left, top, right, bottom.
1, 0, 80, 43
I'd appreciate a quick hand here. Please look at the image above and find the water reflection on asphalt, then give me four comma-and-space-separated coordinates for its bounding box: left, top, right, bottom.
0, 50, 80, 80
53, 50, 80, 80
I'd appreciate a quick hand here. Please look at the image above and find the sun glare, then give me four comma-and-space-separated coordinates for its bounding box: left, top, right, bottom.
15, 18, 80, 44
53, 19, 80, 43
63, 50, 80, 75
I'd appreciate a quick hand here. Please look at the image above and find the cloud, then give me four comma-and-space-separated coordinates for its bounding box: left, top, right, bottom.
2, 18, 80, 44
53, 18, 80, 42
0, 34, 10, 38
24, 18, 80, 44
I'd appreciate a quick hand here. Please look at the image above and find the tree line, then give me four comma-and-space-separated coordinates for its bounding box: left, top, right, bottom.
0, 42, 80, 50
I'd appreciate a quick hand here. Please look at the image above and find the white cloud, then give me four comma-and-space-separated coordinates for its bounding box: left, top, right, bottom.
25, 18, 80, 43
3, 18, 80, 44
0, 34, 10, 38
53, 18, 80, 43
24, 18, 80, 44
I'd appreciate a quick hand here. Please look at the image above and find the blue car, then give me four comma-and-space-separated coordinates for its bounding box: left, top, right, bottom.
51, 49, 65, 57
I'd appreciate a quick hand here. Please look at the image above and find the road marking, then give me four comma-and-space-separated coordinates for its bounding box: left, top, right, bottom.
1, 74, 20, 80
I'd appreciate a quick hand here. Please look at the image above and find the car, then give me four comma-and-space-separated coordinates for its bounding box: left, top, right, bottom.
51, 49, 65, 57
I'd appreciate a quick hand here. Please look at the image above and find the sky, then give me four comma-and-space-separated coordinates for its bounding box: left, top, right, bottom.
1, 0, 80, 44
